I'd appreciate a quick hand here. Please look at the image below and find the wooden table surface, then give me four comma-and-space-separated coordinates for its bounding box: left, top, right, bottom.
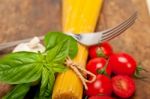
0, 0, 149, 98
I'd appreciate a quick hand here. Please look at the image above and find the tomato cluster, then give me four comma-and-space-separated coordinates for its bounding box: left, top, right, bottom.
85, 42, 140, 99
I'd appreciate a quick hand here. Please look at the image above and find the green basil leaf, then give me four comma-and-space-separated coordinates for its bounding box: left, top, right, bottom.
0, 52, 43, 84
44, 32, 63, 50
3, 83, 30, 99
39, 68, 55, 99
44, 32, 78, 59
45, 42, 68, 73
50, 64, 67, 73
67, 36, 78, 59
46, 40, 69, 63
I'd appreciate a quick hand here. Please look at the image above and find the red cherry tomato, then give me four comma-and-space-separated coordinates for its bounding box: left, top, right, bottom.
112, 75, 136, 98
109, 53, 137, 76
86, 58, 112, 75
89, 95, 114, 99
86, 74, 112, 96
89, 42, 113, 59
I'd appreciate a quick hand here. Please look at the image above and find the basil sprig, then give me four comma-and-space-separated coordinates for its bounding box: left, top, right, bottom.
0, 32, 78, 99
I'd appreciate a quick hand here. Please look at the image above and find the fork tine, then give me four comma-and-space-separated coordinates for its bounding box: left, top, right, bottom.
102, 12, 137, 35
102, 13, 136, 40
101, 19, 135, 42
101, 12, 137, 42
101, 16, 136, 41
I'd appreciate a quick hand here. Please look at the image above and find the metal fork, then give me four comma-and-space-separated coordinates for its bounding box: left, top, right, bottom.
0, 12, 137, 51
67, 12, 137, 46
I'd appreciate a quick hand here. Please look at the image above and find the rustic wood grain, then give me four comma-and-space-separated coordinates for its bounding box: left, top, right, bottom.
0, 0, 149, 98
0, 0, 61, 43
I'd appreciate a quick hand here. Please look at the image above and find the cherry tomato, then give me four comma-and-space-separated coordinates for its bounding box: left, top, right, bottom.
86, 74, 112, 96
89, 42, 113, 59
89, 95, 114, 99
112, 75, 135, 98
86, 58, 112, 75
109, 53, 137, 76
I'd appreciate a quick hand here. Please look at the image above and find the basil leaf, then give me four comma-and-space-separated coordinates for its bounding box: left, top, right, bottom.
67, 36, 78, 59
39, 68, 55, 99
46, 40, 69, 63
44, 32, 63, 50
45, 42, 68, 73
50, 64, 67, 73
0, 52, 43, 84
3, 83, 30, 99
44, 32, 78, 58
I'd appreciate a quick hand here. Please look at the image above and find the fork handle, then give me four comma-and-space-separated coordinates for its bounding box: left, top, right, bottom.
0, 36, 44, 51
